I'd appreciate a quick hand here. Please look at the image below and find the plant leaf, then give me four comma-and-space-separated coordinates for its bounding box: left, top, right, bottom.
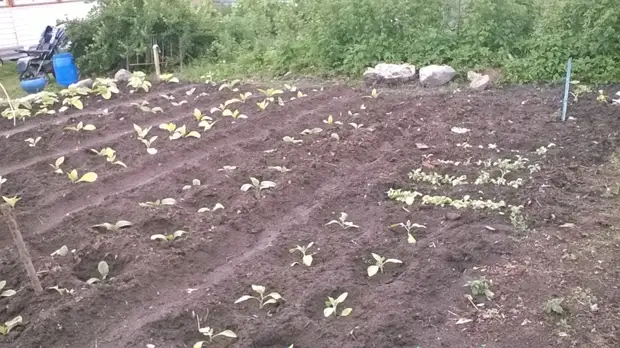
77, 172, 98, 183
161, 198, 176, 205
386, 259, 403, 264
235, 295, 253, 303
55, 156, 65, 167
186, 131, 201, 138
197, 208, 210, 213
147, 148, 158, 155
82, 124, 96, 131
263, 298, 278, 306
371, 253, 383, 262
323, 307, 334, 317
336, 292, 348, 303
172, 230, 187, 239
367, 265, 379, 277
267, 292, 282, 300
92, 223, 115, 231
150, 234, 168, 241
193, 342, 206, 348
251, 284, 265, 294
51, 245, 69, 256
115, 220, 133, 229
86, 278, 100, 285
340, 308, 353, 317
217, 330, 237, 338
212, 203, 224, 211
98, 261, 109, 278
240, 184, 253, 191
302, 254, 313, 266
408, 233, 417, 244
259, 181, 276, 189
0, 290, 16, 297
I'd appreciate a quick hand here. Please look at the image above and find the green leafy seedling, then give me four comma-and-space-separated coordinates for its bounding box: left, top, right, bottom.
24, 137, 41, 147
218, 79, 240, 92
193, 108, 210, 122
349, 123, 364, 130
139, 136, 158, 154
0, 176, 6, 190
235, 285, 282, 308
390, 220, 426, 244
92, 220, 133, 232
0, 280, 16, 297
367, 253, 402, 277
128, 71, 152, 92
170, 125, 201, 140
2, 196, 20, 208
139, 198, 176, 207
284, 84, 297, 92
50, 245, 70, 257
198, 203, 225, 213
258, 88, 283, 98
199, 119, 218, 131
49, 156, 65, 174
283, 136, 303, 144
324, 292, 352, 318
133, 124, 151, 139
193, 314, 237, 347
183, 179, 202, 191
60, 86, 90, 97
464, 277, 494, 300
67, 170, 98, 184
159, 73, 179, 83
257, 100, 269, 111
91, 147, 126, 167
326, 212, 359, 229
0, 316, 22, 336
131, 101, 162, 113
62, 96, 84, 110
268, 166, 291, 173
289, 242, 315, 266
296, 91, 307, 98
171, 100, 188, 107
300, 127, 323, 135
239, 92, 252, 102
151, 230, 187, 242
86, 261, 109, 284
362, 89, 380, 99
222, 109, 247, 119
35, 91, 59, 107
241, 177, 276, 198
64, 121, 96, 132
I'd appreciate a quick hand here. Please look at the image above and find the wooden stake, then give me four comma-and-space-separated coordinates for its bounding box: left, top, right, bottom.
1, 205, 43, 295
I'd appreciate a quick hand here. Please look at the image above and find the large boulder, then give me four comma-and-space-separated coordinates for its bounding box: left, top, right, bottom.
419, 65, 456, 86
114, 69, 132, 82
363, 63, 416, 85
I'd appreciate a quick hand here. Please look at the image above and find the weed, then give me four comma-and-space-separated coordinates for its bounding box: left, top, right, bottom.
543, 298, 566, 315
464, 278, 494, 300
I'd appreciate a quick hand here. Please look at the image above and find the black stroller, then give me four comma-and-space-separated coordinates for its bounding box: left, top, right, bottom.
16, 25, 69, 81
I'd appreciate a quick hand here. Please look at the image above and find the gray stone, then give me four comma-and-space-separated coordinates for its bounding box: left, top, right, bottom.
70, 78, 93, 89
363, 63, 416, 85
467, 70, 483, 82
419, 65, 456, 86
470, 75, 491, 91
114, 69, 132, 82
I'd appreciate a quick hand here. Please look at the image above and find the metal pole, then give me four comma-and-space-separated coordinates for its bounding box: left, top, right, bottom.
561, 58, 572, 122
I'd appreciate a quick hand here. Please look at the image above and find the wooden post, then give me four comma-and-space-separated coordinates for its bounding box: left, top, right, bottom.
0, 205, 43, 295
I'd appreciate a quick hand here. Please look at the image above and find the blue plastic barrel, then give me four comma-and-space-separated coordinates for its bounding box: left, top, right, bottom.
52, 52, 79, 87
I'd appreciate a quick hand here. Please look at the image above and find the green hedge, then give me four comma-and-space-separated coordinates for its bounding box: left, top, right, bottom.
65, 0, 620, 83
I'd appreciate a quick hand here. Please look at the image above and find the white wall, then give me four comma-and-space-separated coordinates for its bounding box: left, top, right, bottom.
0, 1, 94, 49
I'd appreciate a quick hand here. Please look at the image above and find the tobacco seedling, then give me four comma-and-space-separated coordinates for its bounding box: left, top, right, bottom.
133, 124, 151, 139
268, 166, 291, 173
35, 91, 59, 107
300, 128, 323, 135
2, 196, 20, 208
289, 242, 315, 266
277, 96, 285, 106
24, 137, 41, 147
218, 79, 240, 91
199, 119, 218, 131
283, 136, 303, 144
0, 316, 22, 335
241, 177, 276, 195
151, 230, 187, 242
326, 212, 359, 229
50, 245, 70, 257
363, 89, 380, 99
297, 91, 307, 98
160, 94, 175, 101
367, 253, 402, 277
128, 71, 152, 92
464, 278, 494, 300
62, 96, 84, 110
569, 80, 591, 102
64, 121, 96, 132
323, 115, 342, 125
131, 101, 163, 113
198, 203, 224, 213
597, 90, 608, 103
183, 179, 202, 190
47, 285, 75, 296
91, 147, 127, 167
60, 86, 90, 97
349, 123, 364, 130
171, 100, 188, 107
258, 88, 283, 98
0, 176, 5, 190
170, 125, 201, 139
92, 220, 133, 232
67, 170, 98, 184
390, 220, 426, 244
210, 99, 240, 114
257, 100, 269, 111
140, 136, 158, 154
93, 83, 120, 100
35, 108, 55, 116
284, 84, 297, 92
0, 280, 16, 297
86, 261, 110, 284
139, 198, 176, 207
239, 92, 252, 102
193, 108, 210, 122
324, 292, 352, 318
235, 285, 282, 308
223, 109, 247, 119
193, 314, 237, 347
159, 73, 179, 83
159, 122, 178, 134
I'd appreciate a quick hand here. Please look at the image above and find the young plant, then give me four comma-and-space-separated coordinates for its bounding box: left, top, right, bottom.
390, 220, 426, 244
62, 96, 84, 110
222, 109, 247, 119
0, 176, 6, 190
569, 80, 592, 102
150, 230, 187, 242
349, 123, 364, 130
35, 108, 56, 116
199, 119, 218, 131
289, 242, 315, 266
133, 124, 152, 139
0, 280, 16, 297
35, 91, 59, 107
240, 177, 276, 197
258, 88, 283, 98
282, 136, 303, 144
284, 84, 297, 92
131, 101, 163, 113
597, 90, 608, 103
197, 203, 225, 213
367, 253, 402, 277
193, 108, 210, 122
170, 125, 201, 140
193, 314, 237, 347
277, 96, 285, 106
218, 79, 240, 91
186, 88, 196, 96
464, 277, 494, 300
67, 170, 98, 184
257, 100, 269, 111
171, 100, 188, 107
326, 212, 359, 229
2, 196, 20, 208
210, 99, 240, 114
60, 86, 90, 97
159, 122, 178, 134
139, 198, 176, 207
93, 84, 120, 100
140, 136, 158, 154
160, 94, 175, 101
64, 121, 96, 132
159, 73, 179, 83
24, 137, 41, 147
323, 115, 342, 125
92, 220, 133, 232
363, 89, 380, 99
183, 179, 202, 191
0, 316, 22, 335
235, 284, 282, 309
268, 166, 291, 173
239, 92, 252, 102
128, 71, 152, 92
324, 292, 352, 318
86, 261, 110, 284
300, 127, 323, 135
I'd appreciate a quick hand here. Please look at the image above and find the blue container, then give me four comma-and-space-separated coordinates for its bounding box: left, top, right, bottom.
52, 52, 79, 87
20, 77, 48, 94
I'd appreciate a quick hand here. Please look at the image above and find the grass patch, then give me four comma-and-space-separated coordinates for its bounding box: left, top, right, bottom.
0, 62, 25, 98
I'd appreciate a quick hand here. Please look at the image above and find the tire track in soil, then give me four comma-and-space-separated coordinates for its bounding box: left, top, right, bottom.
0, 84, 201, 139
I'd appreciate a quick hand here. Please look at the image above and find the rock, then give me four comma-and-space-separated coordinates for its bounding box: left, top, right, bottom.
363, 63, 416, 85
419, 65, 456, 86
70, 78, 93, 89
467, 70, 483, 81
470, 74, 491, 91
114, 69, 132, 82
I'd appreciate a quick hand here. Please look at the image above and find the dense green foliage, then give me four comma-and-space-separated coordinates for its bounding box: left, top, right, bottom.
65, 0, 620, 83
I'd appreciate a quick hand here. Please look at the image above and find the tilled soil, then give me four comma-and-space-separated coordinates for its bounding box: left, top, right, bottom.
0, 81, 619, 348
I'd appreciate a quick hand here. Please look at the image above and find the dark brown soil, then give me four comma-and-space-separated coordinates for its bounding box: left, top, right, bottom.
1, 81, 620, 348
